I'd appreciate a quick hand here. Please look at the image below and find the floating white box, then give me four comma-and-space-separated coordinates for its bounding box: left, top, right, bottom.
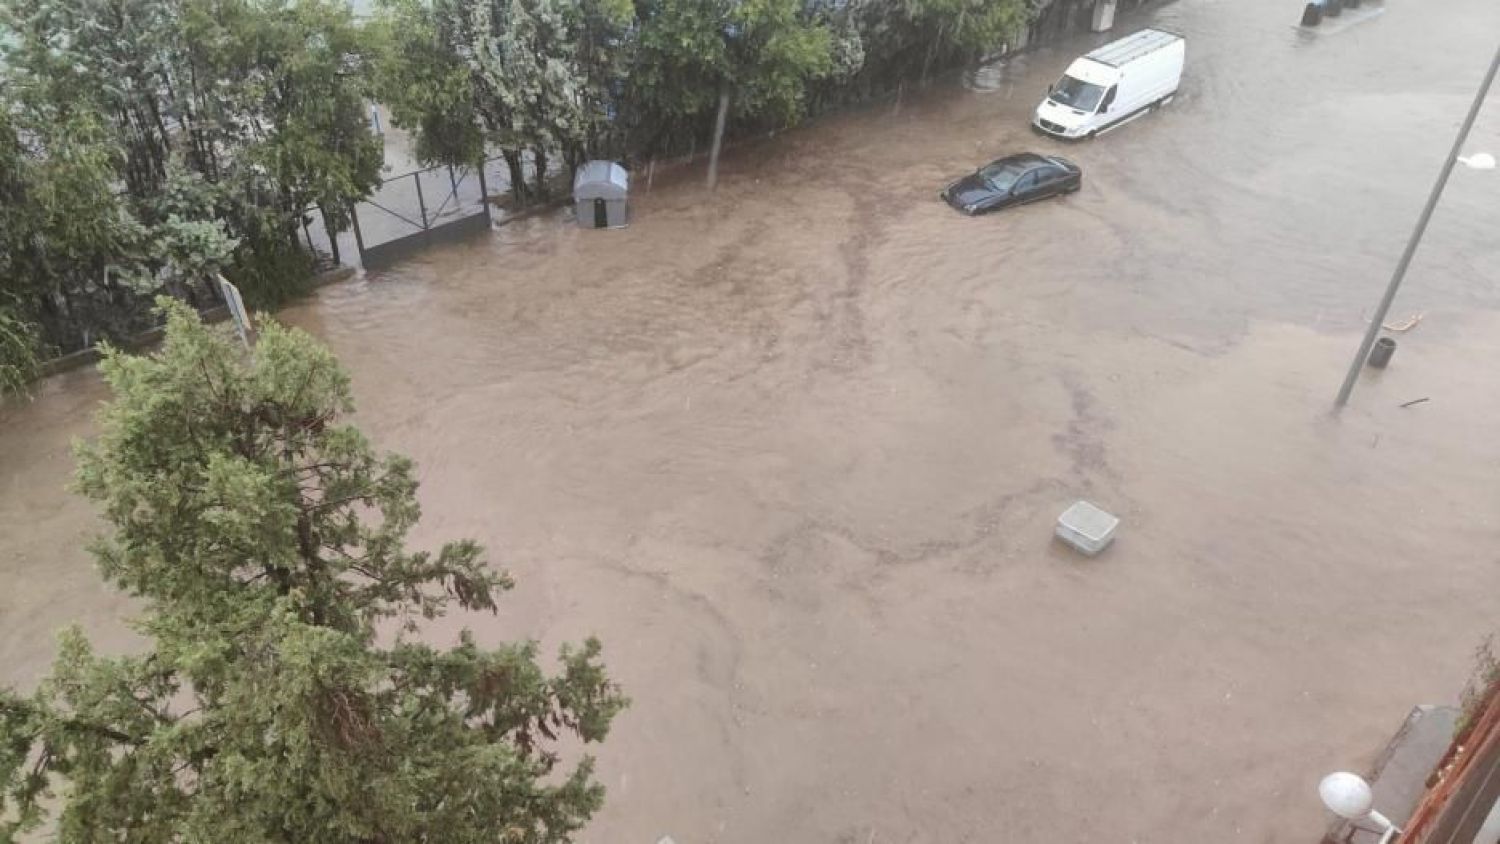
1056, 501, 1119, 556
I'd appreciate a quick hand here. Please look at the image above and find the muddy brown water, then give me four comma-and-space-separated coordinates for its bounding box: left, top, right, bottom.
5, 0, 1500, 840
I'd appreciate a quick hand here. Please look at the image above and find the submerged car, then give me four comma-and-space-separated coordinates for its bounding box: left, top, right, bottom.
940, 153, 1082, 216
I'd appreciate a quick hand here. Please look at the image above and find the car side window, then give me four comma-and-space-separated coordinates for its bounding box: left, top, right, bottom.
1013, 171, 1039, 193
1101, 86, 1118, 112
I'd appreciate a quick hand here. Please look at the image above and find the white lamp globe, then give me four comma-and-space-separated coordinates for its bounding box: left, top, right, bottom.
1319, 772, 1375, 820
1458, 152, 1497, 170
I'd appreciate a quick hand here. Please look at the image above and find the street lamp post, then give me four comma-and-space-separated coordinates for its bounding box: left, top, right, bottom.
1334, 42, 1500, 408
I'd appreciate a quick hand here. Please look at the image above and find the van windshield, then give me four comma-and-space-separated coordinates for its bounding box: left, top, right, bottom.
1049, 75, 1106, 112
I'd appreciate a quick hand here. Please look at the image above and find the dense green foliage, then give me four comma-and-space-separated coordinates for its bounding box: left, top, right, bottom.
0, 0, 381, 376
0, 0, 1036, 388
0, 301, 626, 841
0, 303, 37, 395
370, 0, 1034, 195
852, 0, 1031, 88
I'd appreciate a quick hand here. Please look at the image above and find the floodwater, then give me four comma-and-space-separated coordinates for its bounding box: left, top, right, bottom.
5, 0, 1500, 840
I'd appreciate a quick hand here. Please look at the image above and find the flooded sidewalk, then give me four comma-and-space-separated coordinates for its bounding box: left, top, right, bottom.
4, 0, 1500, 840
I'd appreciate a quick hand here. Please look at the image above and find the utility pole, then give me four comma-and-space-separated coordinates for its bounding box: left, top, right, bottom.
707, 88, 730, 191
1334, 42, 1500, 408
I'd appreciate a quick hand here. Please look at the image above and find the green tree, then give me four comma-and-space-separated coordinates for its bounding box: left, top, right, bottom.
1, 0, 382, 341
566, 0, 636, 166
0, 301, 627, 841
238, 0, 384, 235
850, 0, 1029, 88
630, 0, 832, 184
0, 104, 158, 354
372, 0, 633, 204
173, 0, 383, 302
464, 0, 590, 199
369, 0, 487, 169
0, 108, 42, 393
0, 302, 38, 395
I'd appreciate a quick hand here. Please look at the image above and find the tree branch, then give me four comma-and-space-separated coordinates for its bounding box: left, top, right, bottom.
0, 698, 148, 747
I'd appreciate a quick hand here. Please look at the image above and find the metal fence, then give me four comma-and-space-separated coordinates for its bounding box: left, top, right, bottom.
296, 150, 568, 271
348, 162, 493, 270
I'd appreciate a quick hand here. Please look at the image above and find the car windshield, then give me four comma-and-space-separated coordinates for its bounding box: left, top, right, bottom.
1049, 75, 1106, 112
978, 161, 1025, 190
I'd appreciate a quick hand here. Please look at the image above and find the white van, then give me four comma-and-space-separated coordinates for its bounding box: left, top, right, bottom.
1033, 29, 1184, 140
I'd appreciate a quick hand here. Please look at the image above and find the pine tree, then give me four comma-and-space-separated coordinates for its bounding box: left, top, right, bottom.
0, 300, 626, 842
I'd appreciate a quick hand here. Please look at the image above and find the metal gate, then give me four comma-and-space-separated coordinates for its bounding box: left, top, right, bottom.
348, 162, 493, 271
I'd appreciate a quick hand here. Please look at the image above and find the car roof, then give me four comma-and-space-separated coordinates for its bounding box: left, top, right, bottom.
989, 153, 1049, 169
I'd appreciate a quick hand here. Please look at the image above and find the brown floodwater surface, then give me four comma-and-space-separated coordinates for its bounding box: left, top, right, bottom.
4, 0, 1500, 840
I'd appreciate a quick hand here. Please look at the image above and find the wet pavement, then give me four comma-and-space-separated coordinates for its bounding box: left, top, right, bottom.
5, 0, 1500, 840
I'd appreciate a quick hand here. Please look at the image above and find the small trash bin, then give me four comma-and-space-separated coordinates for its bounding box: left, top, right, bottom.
1368, 337, 1397, 368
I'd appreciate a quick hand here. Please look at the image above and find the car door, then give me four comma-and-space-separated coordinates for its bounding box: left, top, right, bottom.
1033, 163, 1069, 198
1009, 169, 1042, 206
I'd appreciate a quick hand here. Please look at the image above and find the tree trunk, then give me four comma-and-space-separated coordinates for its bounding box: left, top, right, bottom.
921, 22, 947, 86
533, 147, 549, 200
503, 150, 527, 207
706, 87, 730, 191
566, 143, 584, 188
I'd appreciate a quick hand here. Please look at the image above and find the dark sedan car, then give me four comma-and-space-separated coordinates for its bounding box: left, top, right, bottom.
941, 153, 1082, 216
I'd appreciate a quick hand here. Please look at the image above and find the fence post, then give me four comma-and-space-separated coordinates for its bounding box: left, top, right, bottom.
414, 171, 428, 230
477, 160, 492, 226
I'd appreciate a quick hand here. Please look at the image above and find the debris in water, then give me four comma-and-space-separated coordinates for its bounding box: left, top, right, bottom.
1056, 501, 1120, 557
1400, 397, 1430, 408
1366, 311, 1425, 332
1384, 312, 1424, 332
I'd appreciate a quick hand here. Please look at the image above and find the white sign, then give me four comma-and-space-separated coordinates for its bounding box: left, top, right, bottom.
217, 274, 253, 348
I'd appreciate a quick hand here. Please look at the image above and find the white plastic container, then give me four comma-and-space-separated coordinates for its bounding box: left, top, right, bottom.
1055, 501, 1120, 556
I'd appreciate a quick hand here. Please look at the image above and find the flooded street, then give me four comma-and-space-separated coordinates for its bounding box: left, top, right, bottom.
5, 0, 1500, 840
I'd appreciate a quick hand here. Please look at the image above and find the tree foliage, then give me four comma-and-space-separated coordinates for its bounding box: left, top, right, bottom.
0, 302, 38, 396
0, 104, 162, 365
371, 0, 1031, 196
2, 0, 1036, 386
369, 0, 487, 168
372, 0, 633, 202
631, 0, 833, 143
850, 0, 1030, 87
0, 0, 381, 370
0, 301, 627, 841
